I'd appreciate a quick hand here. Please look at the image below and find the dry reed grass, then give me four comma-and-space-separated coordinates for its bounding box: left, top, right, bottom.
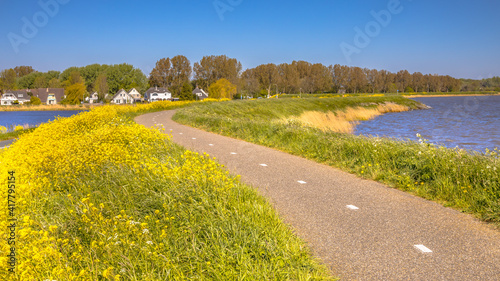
296, 102, 410, 133
0, 104, 95, 111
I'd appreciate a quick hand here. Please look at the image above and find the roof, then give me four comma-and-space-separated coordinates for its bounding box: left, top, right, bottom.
31, 88, 65, 103
112, 89, 134, 100
3, 90, 31, 101
193, 87, 208, 97
145, 86, 171, 95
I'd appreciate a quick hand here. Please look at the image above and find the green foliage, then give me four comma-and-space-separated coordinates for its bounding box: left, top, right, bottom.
179, 81, 194, 100
149, 56, 192, 96
0, 68, 17, 90
174, 97, 500, 226
30, 95, 42, 105
106, 63, 147, 94
209, 78, 237, 99
48, 77, 62, 88
405, 86, 415, 93
63, 83, 86, 104
33, 75, 48, 88
193, 55, 242, 89
2, 105, 334, 280
58, 64, 147, 95
0, 127, 36, 141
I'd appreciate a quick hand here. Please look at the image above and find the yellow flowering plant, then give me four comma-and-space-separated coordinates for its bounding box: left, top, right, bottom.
0, 101, 332, 280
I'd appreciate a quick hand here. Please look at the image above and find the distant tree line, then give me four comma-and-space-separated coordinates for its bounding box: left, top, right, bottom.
2, 57, 499, 103
0, 64, 147, 104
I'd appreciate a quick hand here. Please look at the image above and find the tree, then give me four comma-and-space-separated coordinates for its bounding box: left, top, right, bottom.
348, 67, 366, 93
16, 72, 40, 89
60, 67, 82, 82
412, 72, 424, 92
93, 73, 109, 101
309, 63, 331, 93
179, 81, 194, 100
46, 70, 61, 81
0, 68, 17, 90
193, 55, 242, 89
106, 64, 147, 94
80, 64, 108, 92
14, 66, 35, 77
48, 78, 61, 88
33, 75, 48, 88
29, 96, 42, 105
171, 55, 192, 88
365, 68, 378, 93
208, 78, 237, 99
396, 70, 411, 92
253, 63, 279, 96
240, 69, 260, 97
149, 58, 173, 89
63, 83, 86, 104
69, 71, 84, 85
331, 64, 350, 93
277, 63, 299, 94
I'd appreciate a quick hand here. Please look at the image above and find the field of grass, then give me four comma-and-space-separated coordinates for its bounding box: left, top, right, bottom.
0, 101, 333, 280
173, 97, 500, 226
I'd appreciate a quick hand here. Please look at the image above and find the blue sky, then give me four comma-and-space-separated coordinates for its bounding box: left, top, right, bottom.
1, 0, 499, 79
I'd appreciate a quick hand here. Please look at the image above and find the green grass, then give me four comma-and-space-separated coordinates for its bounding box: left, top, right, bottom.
1, 103, 335, 280
36, 144, 334, 280
173, 97, 500, 226
0, 127, 37, 141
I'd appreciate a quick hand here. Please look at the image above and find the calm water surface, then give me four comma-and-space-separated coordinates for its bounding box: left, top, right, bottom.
0, 110, 85, 128
355, 95, 500, 152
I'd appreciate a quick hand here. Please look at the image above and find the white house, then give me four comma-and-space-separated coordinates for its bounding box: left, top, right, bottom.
1, 90, 30, 105
128, 88, 143, 103
145, 86, 171, 102
86, 92, 99, 104
111, 89, 135, 104
193, 86, 209, 100
86, 92, 111, 104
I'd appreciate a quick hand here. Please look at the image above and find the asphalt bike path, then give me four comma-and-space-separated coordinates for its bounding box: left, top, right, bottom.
135, 110, 500, 280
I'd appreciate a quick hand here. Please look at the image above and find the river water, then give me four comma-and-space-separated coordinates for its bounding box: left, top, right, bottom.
354, 95, 500, 153
0, 110, 85, 129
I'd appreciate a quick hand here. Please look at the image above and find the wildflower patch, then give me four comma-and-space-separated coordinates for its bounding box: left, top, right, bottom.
0, 102, 332, 280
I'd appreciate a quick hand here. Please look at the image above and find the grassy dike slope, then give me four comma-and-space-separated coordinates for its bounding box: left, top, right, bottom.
0, 102, 333, 280
173, 97, 500, 226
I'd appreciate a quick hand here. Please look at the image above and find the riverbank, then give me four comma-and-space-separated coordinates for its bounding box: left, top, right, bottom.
0, 101, 333, 280
0, 104, 95, 111
173, 97, 500, 226
0, 128, 36, 141
404, 93, 500, 98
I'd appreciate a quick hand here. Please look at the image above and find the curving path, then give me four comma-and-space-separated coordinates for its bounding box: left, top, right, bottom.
0, 139, 15, 149
135, 110, 500, 280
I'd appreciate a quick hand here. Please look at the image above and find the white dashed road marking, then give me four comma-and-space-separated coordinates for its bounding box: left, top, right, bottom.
230, 152, 237, 155
298, 180, 307, 184
192, 138, 196, 140
414, 244, 433, 253
209, 144, 214, 146
260, 164, 268, 167
346, 205, 359, 210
